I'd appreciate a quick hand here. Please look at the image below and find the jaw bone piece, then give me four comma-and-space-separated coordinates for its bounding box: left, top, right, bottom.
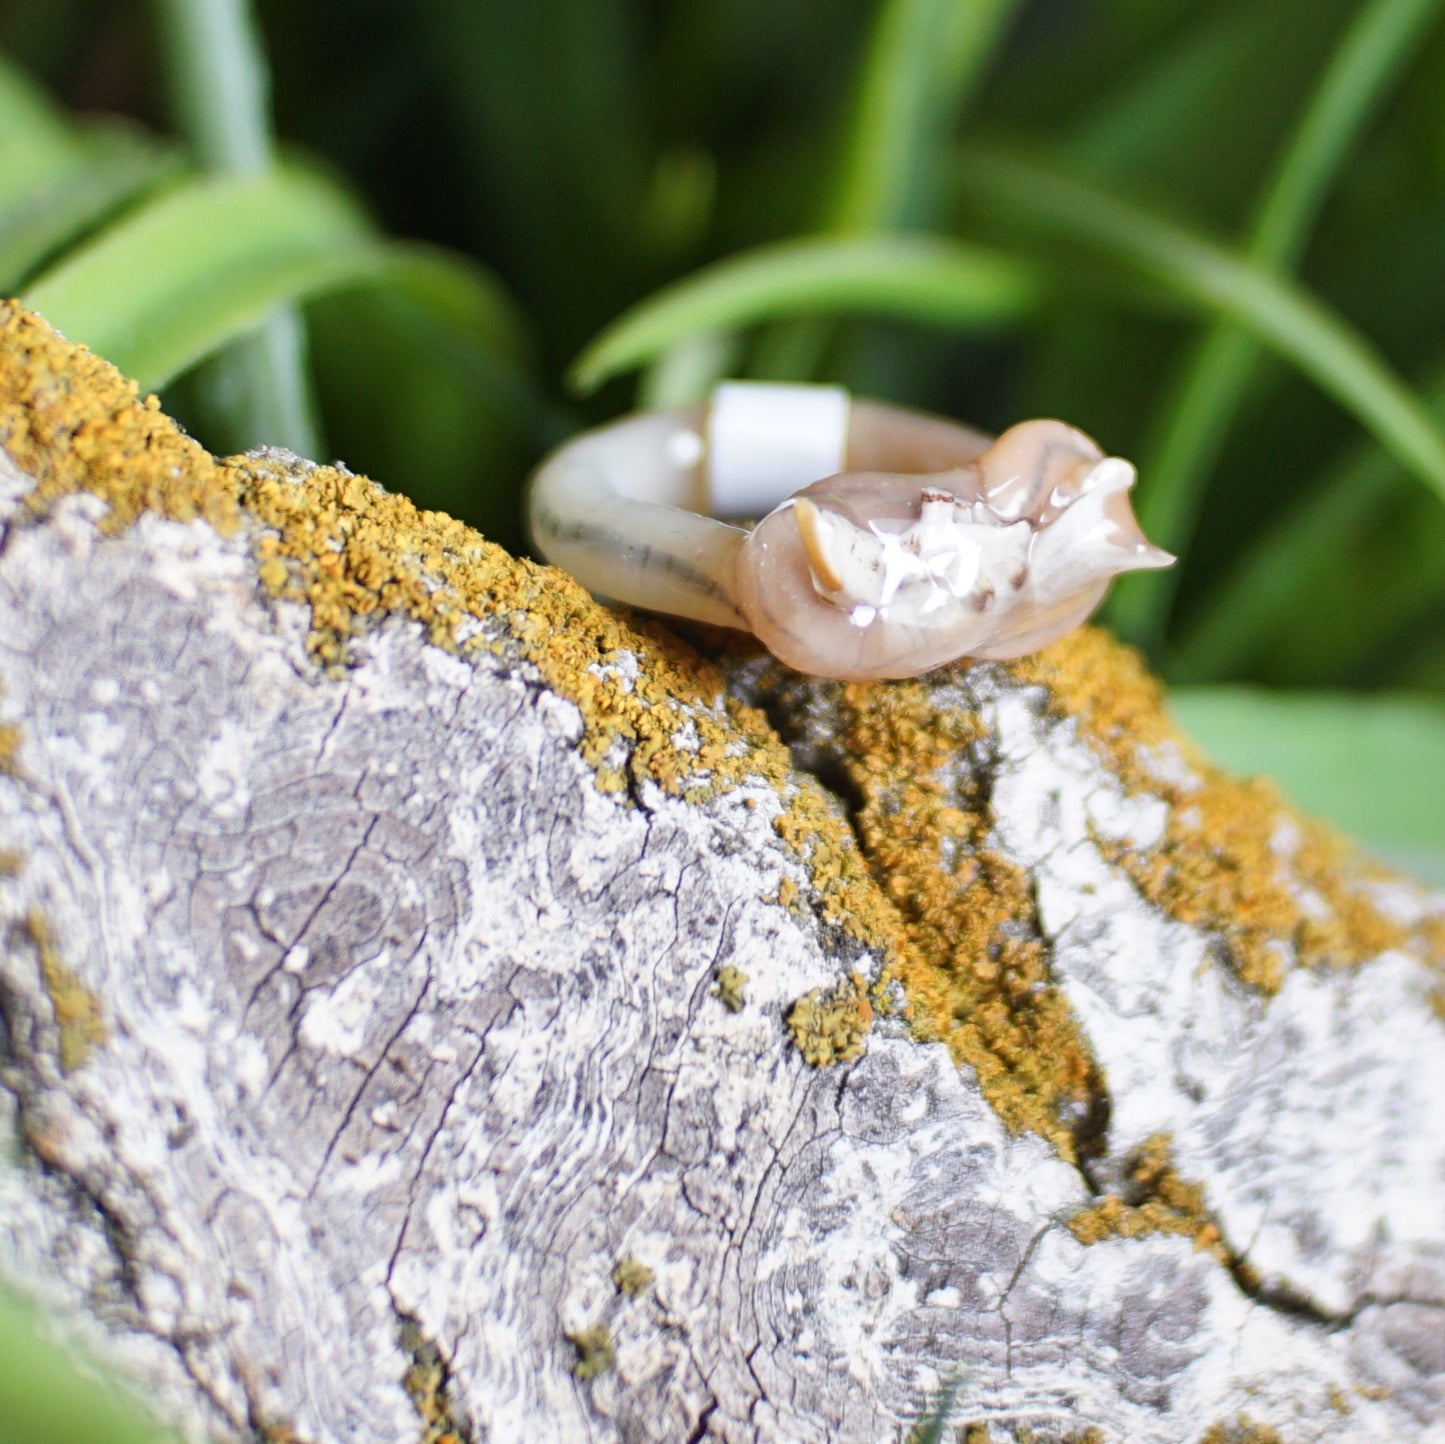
733, 419, 1173, 680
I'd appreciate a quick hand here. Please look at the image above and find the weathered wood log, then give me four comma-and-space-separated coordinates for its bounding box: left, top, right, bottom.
0, 303, 1442, 1443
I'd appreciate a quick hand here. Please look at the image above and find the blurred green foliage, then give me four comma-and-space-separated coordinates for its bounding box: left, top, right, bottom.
0, 0, 1439, 842
0, 1283, 178, 1443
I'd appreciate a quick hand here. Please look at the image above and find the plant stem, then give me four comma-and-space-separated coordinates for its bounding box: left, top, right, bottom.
151, 0, 320, 456
829, 0, 1024, 234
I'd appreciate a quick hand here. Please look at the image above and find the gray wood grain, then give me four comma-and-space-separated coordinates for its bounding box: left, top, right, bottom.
1, 447, 1442, 1443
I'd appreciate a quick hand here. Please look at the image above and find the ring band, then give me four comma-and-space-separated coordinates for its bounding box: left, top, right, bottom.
528, 381, 1172, 681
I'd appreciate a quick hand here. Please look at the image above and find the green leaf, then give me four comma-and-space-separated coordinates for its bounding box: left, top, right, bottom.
570, 234, 1041, 393
304, 283, 554, 554
0, 50, 83, 198
20, 167, 526, 393
1065, 1, 1305, 183
0, 1285, 176, 1444
752, 0, 1025, 392
152, 0, 319, 456
1110, 0, 1445, 645
0, 53, 177, 291
955, 144, 1445, 510
1172, 448, 1399, 681
0, 126, 177, 291
638, 330, 741, 408
419, 0, 652, 351
372, 243, 530, 367
1171, 687, 1445, 884
21, 167, 367, 388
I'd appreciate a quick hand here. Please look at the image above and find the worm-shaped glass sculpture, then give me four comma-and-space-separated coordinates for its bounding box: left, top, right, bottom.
528, 382, 1173, 681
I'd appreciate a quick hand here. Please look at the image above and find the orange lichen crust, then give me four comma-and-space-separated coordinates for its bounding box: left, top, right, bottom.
611, 1256, 654, 1298
1068, 1133, 1232, 1268
3, 303, 1432, 1164
1014, 628, 1415, 993
753, 671, 1102, 1159
1421, 912, 1445, 1010
712, 964, 748, 1013
566, 1323, 615, 1380
0, 721, 19, 775
0, 303, 906, 964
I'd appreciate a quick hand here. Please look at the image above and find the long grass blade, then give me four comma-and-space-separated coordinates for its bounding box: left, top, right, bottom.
151, 0, 271, 173
0, 51, 84, 200
1065, 1, 1297, 180
1174, 363, 1445, 680
1173, 447, 1402, 680
571, 234, 1040, 393
0, 53, 177, 289
1111, 0, 1445, 643
21, 168, 368, 387
746, 0, 1023, 392
21, 169, 525, 393
955, 145, 1445, 508
419, 0, 650, 351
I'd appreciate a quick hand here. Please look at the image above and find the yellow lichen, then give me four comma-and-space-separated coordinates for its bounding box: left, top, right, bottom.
398, 1318, 467, 1444
0, 721, 18, 774
1196, 1417, 1283, 1444
1068, 1134, 1230, 1267
1419, 912, 1445, 995
612, 1256, 653, 1298
1, 303, 1426, 1173
25, 910, 105, 1073
712, 964, 747, 1013
1016, 628, 1409, 992
948, 1427, 1106, 1444
566, 1323, 615, 1380
770, 675, 1100, 1159
786, 971, 874, 1066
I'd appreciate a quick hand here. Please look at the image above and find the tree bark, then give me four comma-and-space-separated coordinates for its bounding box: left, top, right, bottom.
1, 306, 1442, 1443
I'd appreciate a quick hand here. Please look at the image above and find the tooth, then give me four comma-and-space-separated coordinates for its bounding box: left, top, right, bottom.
794, 498, 845, 592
